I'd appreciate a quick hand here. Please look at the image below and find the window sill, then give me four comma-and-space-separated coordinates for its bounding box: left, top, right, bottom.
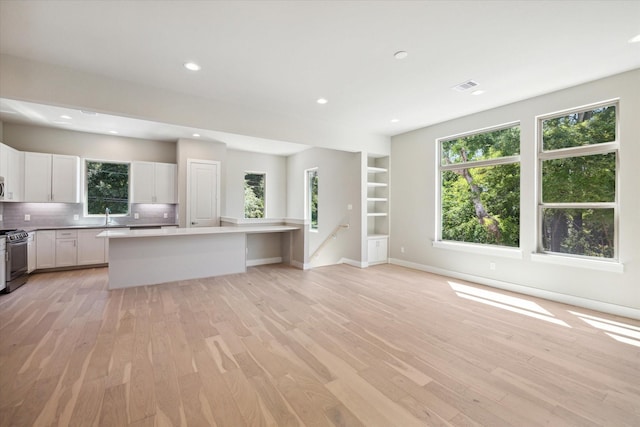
432, 240, 523, 259
531, 253, 623, 273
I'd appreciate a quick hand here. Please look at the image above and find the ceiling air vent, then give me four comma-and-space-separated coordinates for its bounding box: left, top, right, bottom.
452, 79, 479, 92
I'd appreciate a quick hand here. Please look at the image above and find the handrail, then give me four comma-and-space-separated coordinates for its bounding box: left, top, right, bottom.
310, 223, 350, 259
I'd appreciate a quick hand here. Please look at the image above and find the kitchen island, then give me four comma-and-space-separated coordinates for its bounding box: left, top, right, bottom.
98, 225, 300, 289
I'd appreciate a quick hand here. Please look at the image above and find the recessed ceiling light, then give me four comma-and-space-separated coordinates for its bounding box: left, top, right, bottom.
192, 133, 200, 137
394, 51, 408, 60
629, 34, 640, 43
471, 90, 486, 96
184, 62, 201, 71
390, 118, 399, 123
60, 115, 72, 120
108, 130, 119, 134
316, 98, 328, 105
81, 110, 98, 116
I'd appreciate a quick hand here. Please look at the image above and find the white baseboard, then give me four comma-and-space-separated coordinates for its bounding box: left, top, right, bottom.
290, 260, 310, 270
389, 258, 640, 320
246, 257, 282, 267
339, 258, 367, 268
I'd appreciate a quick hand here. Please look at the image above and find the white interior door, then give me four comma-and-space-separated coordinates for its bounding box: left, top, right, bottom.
188, 160, 219, 227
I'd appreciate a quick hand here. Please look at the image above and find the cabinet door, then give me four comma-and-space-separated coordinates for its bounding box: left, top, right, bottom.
7, 149, 24, 201
367, 238, 388, 264
77, 229, 106, 265
131, 161, 155, 203
27, 233, 36, 273
52, 155, 80, 203
24, 152, 52, 202
55, 239, 77, 267
36, 230, 56, 269
154, 163, 177, 203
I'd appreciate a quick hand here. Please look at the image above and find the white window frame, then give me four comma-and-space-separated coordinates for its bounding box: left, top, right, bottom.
535, 99, 620, 265
83, 158, 131, 217
305, 168, 318, 232
435, 121, 522, 258
243, 171, 267, 219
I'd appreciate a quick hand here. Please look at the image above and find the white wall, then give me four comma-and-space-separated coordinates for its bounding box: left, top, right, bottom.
287, 147, 362, 266
390, 69, 640, 316
225, 149, 287, 219
2, 122, 175, 162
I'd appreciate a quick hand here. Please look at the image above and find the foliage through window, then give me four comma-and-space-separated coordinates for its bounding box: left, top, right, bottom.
307, 169, 318, 230
86, 161, 129, 215
244, 172, 265, 218
439, 125, 521, 247
539, 103, 617, 259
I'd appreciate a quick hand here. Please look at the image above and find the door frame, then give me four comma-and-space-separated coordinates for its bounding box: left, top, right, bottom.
186, 158, 221, 228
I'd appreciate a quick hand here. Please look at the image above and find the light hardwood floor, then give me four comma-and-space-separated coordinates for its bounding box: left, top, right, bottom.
0, 264, 639, 426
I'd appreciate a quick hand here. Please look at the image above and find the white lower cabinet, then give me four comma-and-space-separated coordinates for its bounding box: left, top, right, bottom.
55, 230, 77, 267
27, 232, 36, 273
36, 230, 56, 269
367, 236, 388, 264
77, 229, 106, 265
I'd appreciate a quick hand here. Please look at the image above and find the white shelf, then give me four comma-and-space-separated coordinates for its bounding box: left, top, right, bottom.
367, 197, 388, 202
367, 212, 388, 217
367, 166, 387, 174
367, 234, 388, 239
367, 182, 388, 187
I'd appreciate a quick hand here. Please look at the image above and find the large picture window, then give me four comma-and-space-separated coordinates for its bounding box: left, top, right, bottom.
538, 102, 618, 259
85, 160, 130, 215
438, 124, 520, 247
244, 172, 265, 218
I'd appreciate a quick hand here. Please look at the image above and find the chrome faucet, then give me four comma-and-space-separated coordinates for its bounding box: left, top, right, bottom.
105, 207, 111, 226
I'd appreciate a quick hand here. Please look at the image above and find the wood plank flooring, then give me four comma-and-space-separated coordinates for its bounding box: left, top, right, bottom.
1, 263, 639, 426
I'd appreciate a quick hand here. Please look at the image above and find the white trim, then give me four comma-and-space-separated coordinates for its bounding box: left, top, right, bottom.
432, 240, 523, 259
290, 260, 305, 270
247, 257, 282, 267
530, 253, 623, 273
389, 258, 640, 320
221, 216, 286, 225
284, 218, 307, 225
339, 258, 367, 268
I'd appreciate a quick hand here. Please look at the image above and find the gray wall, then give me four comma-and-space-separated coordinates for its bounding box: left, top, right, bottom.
390, 69, 640, 313
225, 149, 287, 219
287, 147, 362, 266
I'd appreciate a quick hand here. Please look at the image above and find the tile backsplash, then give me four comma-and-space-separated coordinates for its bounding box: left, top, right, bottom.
0, 202, 177, 229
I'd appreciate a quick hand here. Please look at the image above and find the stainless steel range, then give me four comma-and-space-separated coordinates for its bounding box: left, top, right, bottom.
1, 229, 29, 293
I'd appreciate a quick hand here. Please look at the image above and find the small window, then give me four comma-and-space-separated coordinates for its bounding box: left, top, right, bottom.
85, 160, 130, 215
244, 172, 266, 218
538, 102, 618, 259
438, 124, 521, 247
306, 168, 318, 230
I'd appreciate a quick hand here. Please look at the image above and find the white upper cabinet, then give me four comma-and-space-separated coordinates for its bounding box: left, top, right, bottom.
24, 152, 80, 202
0, 143, 24, 201
131, 161, 176, 204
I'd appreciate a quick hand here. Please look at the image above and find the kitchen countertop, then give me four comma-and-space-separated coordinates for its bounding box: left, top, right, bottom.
99, 225, 299, 239
22, 223, 179, 231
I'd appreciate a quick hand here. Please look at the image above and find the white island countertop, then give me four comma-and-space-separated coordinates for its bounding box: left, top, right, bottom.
98, 225, 300, 239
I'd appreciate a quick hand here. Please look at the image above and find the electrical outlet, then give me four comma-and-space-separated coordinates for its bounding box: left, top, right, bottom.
24, 214, 31, 221
489, 262, 496, 270
163, 213, 168, 219
0, 214, 3, 221
73, 214, 79, 220
400, 246, 405, 253
347, 204, 352, 210
134, 213, 139, 219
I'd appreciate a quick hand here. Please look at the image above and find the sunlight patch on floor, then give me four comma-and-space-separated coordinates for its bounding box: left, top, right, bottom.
569, 310, 640, 347
449, 281, 571, 328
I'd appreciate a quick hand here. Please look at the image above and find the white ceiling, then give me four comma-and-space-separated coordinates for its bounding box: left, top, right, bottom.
0, 0, 639, 154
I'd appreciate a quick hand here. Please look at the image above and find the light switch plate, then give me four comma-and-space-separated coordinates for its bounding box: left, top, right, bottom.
0, 214, 3, 221
73, 214, 79, 220
347, 204, 353, 210
163, 213, 168, 219
134, 213, 139, 219
24, 214, 31, 221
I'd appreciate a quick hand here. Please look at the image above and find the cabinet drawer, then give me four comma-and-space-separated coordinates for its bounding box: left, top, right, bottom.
56, 230, 78, 239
